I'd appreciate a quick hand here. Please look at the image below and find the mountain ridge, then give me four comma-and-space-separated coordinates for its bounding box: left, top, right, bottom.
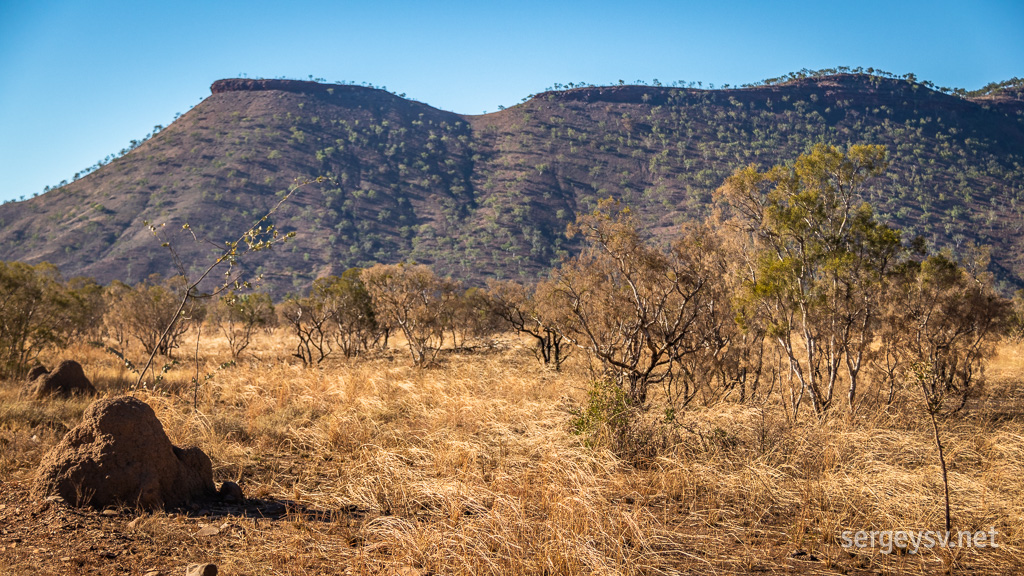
2, 73, 1023, 294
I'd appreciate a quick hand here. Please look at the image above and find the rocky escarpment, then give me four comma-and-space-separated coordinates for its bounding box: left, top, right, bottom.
211, 78, 374, 95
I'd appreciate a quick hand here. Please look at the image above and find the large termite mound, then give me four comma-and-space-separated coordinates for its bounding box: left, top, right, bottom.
25, 360, 96, 398
34, 396, 216, 509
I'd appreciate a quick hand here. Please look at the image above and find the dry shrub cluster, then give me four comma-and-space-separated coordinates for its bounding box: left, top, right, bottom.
2, 332, 1024, 574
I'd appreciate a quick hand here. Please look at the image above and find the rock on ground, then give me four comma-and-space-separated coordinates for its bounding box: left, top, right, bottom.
25, 360, 97, 398
218, 480, 244, 503
34, 396, 216, 509
185, 564, 218, 576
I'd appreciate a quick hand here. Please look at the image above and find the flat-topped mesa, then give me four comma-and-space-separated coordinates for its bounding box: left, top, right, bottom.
547, 74, 894, 99
539, 73, 980, 115
210, 78, 384, 97
536, 77, 879, 106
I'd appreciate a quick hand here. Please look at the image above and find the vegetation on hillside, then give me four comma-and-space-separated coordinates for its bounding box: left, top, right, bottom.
1, 71, 1022, 294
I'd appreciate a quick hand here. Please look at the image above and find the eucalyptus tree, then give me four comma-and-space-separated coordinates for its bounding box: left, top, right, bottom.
718, 144, 899, 414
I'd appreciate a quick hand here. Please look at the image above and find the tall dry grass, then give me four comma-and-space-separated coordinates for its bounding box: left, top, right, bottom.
2, 330, 1023, 574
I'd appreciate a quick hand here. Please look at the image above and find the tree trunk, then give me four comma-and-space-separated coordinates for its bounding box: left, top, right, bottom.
924, 387, 953, 534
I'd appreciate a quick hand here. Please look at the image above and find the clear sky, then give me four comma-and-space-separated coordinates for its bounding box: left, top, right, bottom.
0, 0, 1021, 204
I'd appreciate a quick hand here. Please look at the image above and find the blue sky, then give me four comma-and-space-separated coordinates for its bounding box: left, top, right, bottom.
0, 0, 1021, 204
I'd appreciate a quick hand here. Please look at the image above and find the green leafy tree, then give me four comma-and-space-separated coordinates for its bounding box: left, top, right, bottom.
719, 143, 897, 414
279, 268, 380, 365
0, 262, 76, 377
875, 249, 1009, 534
318, 268, 379, 357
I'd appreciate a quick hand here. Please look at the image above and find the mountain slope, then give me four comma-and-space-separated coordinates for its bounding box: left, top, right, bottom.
1, 74, 1022, 293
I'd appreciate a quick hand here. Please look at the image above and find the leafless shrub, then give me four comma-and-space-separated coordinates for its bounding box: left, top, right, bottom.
542, 199, 733, 408
485, 279, 568, 368
211, 291, 276, 359
103, 273, 205, 358
361, 263, 457, 366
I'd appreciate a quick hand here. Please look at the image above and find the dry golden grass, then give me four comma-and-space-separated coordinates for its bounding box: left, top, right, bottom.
2, 331, 1024, 574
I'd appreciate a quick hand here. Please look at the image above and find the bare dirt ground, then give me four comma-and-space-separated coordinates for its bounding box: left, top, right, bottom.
2, 333, 1024, 575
